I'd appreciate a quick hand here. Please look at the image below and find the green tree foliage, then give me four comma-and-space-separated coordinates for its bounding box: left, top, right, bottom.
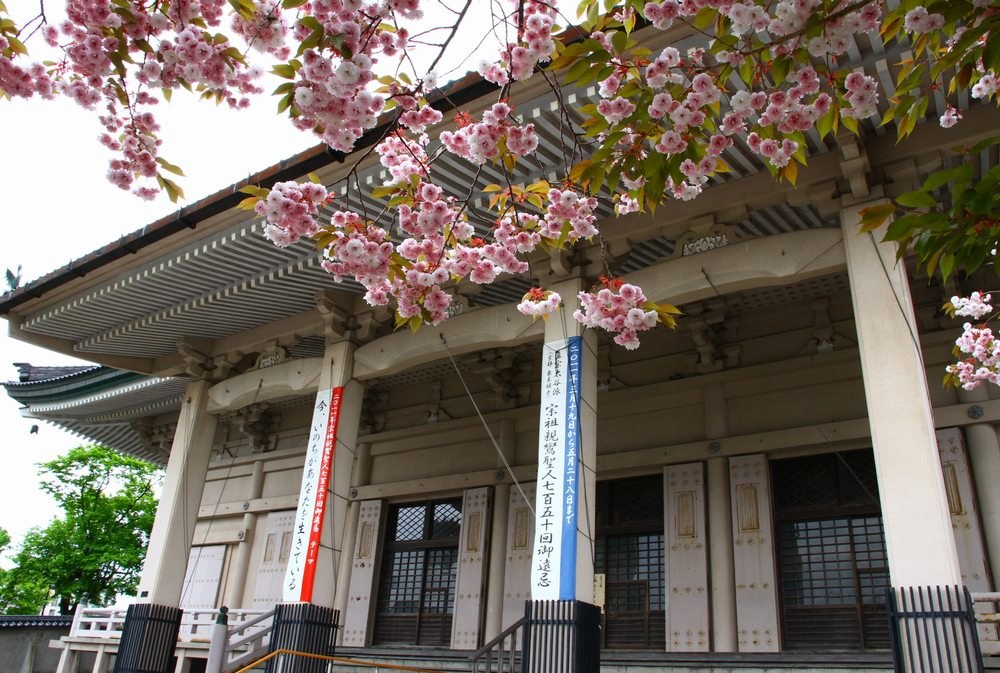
860, 136, 1000, 282
0, 445, 161, 615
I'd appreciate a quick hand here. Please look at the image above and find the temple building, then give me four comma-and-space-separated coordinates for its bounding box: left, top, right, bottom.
3, 25, 1000, 673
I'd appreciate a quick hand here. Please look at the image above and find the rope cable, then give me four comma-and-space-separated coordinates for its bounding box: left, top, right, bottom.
439, 333, 535, 518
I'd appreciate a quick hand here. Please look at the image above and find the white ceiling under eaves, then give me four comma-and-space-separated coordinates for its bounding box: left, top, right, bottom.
14, 29, 990, 362
38, 419, 168, 466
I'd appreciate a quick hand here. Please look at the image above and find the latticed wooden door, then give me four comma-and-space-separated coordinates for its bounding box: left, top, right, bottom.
374, 499, 463, 646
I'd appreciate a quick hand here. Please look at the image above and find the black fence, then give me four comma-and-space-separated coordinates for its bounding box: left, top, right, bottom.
522, 600, 600, 673
265, 604, 339, 673
887, 585, 984, 673
112, 603, 183, 673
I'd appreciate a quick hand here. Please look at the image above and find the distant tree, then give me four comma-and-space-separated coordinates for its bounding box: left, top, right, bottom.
0, 526, 49, 614
0, 446, 161, 615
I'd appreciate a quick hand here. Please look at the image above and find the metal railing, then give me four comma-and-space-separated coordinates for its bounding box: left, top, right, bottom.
469, 616, 525, 673
522, 601, 601, 673
887, 585, 984, 673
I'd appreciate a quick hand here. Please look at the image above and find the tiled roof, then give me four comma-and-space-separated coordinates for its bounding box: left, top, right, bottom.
0, 615, 73, 628
9, 363, 99, 385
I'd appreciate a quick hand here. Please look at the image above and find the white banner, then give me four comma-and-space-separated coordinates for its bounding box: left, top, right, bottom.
283, 386, 342, 602
530, 336, 583, 600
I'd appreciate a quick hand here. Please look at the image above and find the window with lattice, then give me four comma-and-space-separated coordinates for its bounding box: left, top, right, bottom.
595, 475, 666, 650
772, 450, 890, 651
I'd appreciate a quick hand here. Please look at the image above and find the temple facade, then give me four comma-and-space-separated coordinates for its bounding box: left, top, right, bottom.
4, 25, 1000, 673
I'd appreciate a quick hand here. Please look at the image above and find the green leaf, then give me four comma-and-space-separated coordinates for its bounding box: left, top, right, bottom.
610, 29, 627, 55
858, 203, 896, 234
155, 157, 185, 177
940, 252, 955, 280
693, 6, 716, 30
896, 191, 938, 208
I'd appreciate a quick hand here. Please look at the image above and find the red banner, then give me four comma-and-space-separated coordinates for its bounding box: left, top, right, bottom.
299, 386, 342, 602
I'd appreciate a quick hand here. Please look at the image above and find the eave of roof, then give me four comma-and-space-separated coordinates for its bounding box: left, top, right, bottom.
4, 365, 149, 404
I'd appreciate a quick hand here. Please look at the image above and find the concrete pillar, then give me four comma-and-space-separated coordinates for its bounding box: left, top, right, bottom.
484, 418, 516, 641
703, 383, 737, 652
137, 378, 219, 605
958, 386, 1000, 585
225, 459, 264, 607
284, 339, 363, 608
841, 206, 961, 586
529, 278, 598, 603
333, 441, 371, 639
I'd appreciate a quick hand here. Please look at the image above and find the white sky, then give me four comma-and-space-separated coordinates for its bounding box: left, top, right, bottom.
0, 0, 578, 555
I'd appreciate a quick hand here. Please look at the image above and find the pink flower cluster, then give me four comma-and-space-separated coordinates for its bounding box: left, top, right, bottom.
257, 181, 329, 247
948, 324, 1000, 390
517, 288, 562, 318
574, 281, 659, 350
904, 6, 945, 35
478, 0, 556, 84
946, 293, 1000, 390
440, 102, 539, 165
972, 72, 999, 101
842, 71, 879, 119
951, 292, 993, 319
377, 131, 431, 183
231, 0, 291, 59
320, 212, 395, 287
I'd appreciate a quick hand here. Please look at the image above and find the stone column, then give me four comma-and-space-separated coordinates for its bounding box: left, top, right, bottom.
529, 278, 598, 603
283, 339, 363, 609
841, 206, 961, 586
958, 386, 1000, 584
225, 459, 264, 607
137, 378, 219, 605
704, 383, 737, 652
484, 418, 516, 641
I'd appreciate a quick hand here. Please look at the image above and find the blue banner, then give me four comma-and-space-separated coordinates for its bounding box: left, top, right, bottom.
531, 335, 583, 600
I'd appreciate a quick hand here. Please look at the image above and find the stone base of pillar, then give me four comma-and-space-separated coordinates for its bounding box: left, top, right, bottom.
111, 603, 183, 673
523, 600, 600, 673
266, 603, 339, 673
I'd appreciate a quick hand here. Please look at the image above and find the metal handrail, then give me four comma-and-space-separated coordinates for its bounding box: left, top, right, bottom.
232, 648, 451, 673
469, 617, 525, 673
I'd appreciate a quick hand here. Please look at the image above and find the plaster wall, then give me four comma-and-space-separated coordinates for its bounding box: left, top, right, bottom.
0, 627, 77, 673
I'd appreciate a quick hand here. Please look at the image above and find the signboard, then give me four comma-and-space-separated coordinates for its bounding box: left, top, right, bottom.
283, 386, 343, 602
530, 336, 583, 600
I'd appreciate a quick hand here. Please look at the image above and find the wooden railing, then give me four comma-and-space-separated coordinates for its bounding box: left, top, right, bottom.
971, 591, 1000, 656
469, 617, 524, 673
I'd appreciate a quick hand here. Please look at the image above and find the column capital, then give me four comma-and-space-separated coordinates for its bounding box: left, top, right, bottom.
316, 290, 352, 341
177, 337, 218, 381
